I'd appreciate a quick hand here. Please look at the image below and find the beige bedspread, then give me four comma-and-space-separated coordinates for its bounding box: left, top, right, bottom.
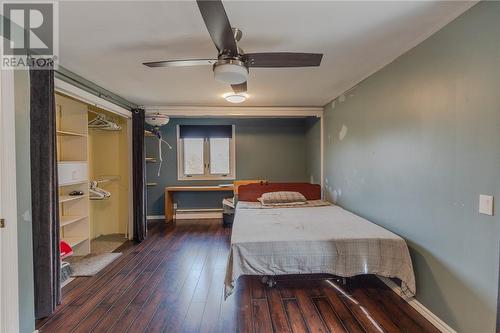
225, 202, 415, 298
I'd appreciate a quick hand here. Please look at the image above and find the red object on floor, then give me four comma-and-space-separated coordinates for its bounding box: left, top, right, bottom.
60, 240, 73, 259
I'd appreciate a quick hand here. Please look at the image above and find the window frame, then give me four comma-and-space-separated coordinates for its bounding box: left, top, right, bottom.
177, 125, 236, 181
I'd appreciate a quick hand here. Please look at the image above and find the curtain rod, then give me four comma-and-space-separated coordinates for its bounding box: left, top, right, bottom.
55, 66, 138, 111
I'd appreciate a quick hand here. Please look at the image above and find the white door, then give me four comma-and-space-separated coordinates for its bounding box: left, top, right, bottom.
0, 68, 20, 332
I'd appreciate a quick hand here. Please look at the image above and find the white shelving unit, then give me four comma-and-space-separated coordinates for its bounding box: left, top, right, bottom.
56, 93, 91, 256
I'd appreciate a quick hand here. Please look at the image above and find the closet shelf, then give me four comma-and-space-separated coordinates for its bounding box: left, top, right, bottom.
64, 236, 88, 248
59, 180, 88, 187
59, 194, 88, 204
57, 130, 86, 137
60, 215, 88, 227
146, 157, 157, 163
94, 175, 120, 184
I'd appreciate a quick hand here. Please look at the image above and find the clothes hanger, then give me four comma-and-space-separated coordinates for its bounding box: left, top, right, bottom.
89, 180, 112, 200
88, 110, 122, 131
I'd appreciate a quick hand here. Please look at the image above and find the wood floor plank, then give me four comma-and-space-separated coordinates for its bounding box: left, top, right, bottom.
369, 278, 440, 333
237, 277, 254, 333
278, 282, 296, 300
198, 269, 225, 333
109, 229, 200, 332
198, 232, 227, 333
217, 287, 237, 333
313, 297, 348, 333
250, 277, 267, 300
158, 225, 219, 333
337, 294, 386, 333
37, 221, 441, 333
323, 279, 386, 333
322, 285, 365, 333
267, 287, 292, 333
114, 226, 206, 332
351, 288, 401, 333
74, 236, 179, 333
364, 286, 430, 333
294, 289, 328, 333
138, 225, 216, 333
91, 231, 190, 332
253, 299, 274, 333
69, 229, 179, 331
41, 230, 169, 333
283, 299, 309, 333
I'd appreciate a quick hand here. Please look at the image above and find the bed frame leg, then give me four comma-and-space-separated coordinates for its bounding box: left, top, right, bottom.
261, 276, 276, 288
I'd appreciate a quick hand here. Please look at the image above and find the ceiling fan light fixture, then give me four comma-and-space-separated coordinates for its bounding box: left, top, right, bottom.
223, 92, 248, 103
214, 61, 248, 84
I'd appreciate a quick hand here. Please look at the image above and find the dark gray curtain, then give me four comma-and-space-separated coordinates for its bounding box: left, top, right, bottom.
132, 108, 147, 242
30, 68, 61, 318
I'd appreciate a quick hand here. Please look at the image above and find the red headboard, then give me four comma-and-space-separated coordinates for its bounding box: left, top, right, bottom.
237, 182, 321, 202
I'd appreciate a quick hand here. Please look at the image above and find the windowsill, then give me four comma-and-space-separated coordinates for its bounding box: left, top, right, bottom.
177, 176, 236, 181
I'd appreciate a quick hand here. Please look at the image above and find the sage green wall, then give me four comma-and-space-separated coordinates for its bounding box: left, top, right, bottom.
14, 71, 35, 332
146, 118, 313, 215
323, 2, 499, 332
305, 117, 321, 185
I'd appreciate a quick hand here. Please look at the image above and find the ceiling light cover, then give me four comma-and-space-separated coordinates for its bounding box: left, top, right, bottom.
145, 112, 170, 127
223, 92, 248, 103
214, 63, 248, 84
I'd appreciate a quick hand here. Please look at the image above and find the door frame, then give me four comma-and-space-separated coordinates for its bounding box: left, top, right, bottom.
0, 69, 21, 332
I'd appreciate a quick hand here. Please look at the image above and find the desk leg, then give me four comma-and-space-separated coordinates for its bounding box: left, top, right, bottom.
165, 190, 173, 223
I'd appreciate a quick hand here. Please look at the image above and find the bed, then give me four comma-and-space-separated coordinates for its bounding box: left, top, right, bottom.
224, 183, 416, 298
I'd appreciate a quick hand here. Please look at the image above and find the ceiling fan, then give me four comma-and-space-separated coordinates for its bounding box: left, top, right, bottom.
143, 0, 323, 95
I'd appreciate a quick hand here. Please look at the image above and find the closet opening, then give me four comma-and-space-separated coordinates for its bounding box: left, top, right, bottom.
55, 91, 133, 287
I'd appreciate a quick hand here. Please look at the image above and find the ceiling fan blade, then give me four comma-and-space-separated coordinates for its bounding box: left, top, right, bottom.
196, 0, 238, 56
231, 81, 247, 94
243, 53, 323, 68
143, 59, 217, 68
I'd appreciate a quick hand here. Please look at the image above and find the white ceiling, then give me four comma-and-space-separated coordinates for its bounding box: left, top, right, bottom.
59, 1, 475, 107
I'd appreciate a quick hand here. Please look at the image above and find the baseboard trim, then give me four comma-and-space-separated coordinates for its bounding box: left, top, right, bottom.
377, 277, 456, 333
147, 215, 165, 220
175, 211, 223, 220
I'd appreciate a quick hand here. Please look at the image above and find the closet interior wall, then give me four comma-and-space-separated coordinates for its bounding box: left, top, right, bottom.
88, 107, 130, 239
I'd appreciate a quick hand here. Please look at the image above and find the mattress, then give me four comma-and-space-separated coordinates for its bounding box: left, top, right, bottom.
225, 202, 416, 298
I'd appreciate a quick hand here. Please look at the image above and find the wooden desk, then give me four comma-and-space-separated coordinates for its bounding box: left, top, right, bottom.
164, 185, 234, 222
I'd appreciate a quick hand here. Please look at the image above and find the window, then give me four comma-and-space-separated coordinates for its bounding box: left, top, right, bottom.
177, 125, 235, 180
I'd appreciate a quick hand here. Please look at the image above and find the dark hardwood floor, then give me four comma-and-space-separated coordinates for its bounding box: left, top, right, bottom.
37, 220, 439, 333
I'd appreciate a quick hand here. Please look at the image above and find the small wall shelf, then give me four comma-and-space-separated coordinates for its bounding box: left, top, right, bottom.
146, 157, 157, 163
145, 130, 155, 137
147, 182, 157, 187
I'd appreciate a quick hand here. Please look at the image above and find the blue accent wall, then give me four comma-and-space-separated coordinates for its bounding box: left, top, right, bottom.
146, 118, 319, 215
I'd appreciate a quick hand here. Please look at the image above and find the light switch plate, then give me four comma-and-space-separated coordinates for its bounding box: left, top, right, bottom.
479, 195, 494, 216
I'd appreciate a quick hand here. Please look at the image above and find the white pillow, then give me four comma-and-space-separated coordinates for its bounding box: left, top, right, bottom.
258, 191, 307, 206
